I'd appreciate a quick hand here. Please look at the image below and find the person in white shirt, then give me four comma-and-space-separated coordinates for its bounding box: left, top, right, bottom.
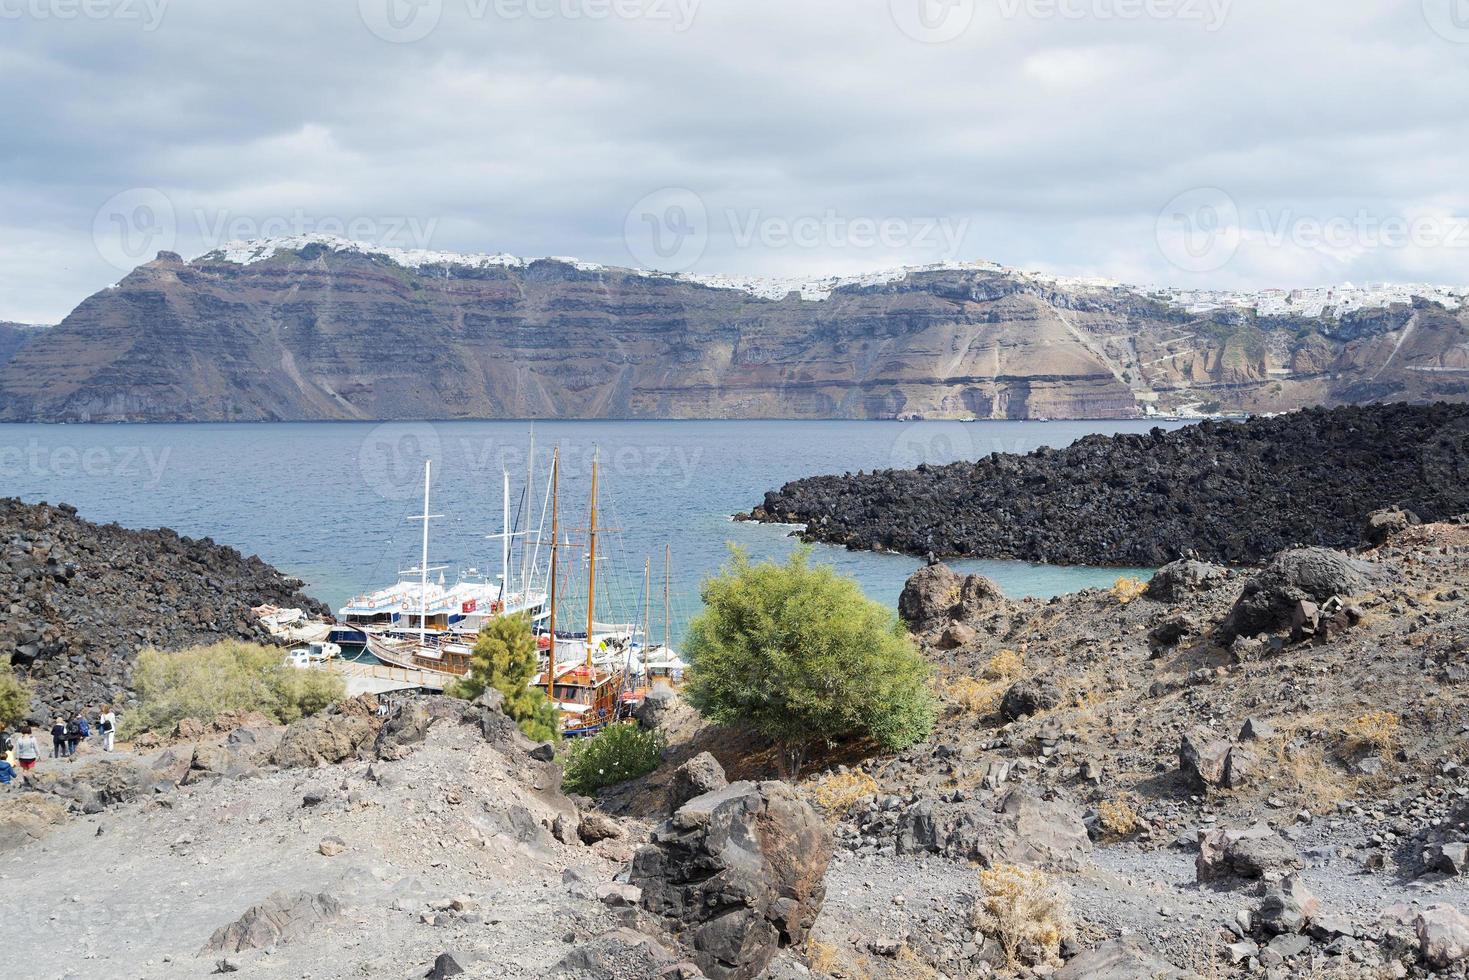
98, 706, 116, 752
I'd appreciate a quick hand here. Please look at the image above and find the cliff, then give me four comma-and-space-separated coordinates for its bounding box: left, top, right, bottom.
2, 237, 1465, 422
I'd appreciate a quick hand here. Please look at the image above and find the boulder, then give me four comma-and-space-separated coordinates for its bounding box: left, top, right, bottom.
1054, 936, 1194, 978
635, 689, 678, 730
898, 564, 1006, 633
1429, 841, 1469, 876
1364, 506, 1418, 546
668, 752, 729, 812
999, 678, 1062, 721
551, 929, 685, 979
1256, 874, 1319, 934
201, 891, 342, 953
938, 622, 978, 650
25, 757, 152, 812
578, 811, 625, 844
631, 781, 831, 980
1416, 904, 1469, 969
1218, 548, 1392, 642
1178, 729, 1232, 787
1145, 559, 1231, 602
425, 952, 466, 979
0, 796, 69, 852
896, 789, 1091, 871
272, 711, 376, 768
1198, 824, 1303, 881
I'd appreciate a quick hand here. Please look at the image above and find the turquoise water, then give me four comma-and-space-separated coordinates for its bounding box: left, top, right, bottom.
0, 419, 1180, 642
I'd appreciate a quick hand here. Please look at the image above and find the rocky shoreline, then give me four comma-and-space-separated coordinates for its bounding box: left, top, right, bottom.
743, 401, 1469, 566
1, 498, 328, 717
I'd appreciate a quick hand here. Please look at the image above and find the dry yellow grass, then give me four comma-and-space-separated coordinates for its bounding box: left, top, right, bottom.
949, 677, 1006, 716
1096, 799, 1142, 838
982, 649, 1024, 681
1343, 710, 1400, 754
810, 770, 879, 816
972, 864, 1071, 969
1109, 577, 1148, 605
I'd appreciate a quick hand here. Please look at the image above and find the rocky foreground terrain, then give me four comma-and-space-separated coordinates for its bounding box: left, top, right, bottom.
8, 508, 1469, 977
746, 401, 1469, 566
1, 498, 329, 714
4, 237, 1468, 422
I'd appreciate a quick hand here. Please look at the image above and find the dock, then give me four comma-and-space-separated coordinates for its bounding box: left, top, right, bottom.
329, 659, 448, 696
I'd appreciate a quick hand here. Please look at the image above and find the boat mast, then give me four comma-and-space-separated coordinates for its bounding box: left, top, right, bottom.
585, 450, 599, 670
547, 448, 559, 701
500, 467, 511, 605
663, 542, 671, 654
643, 557, 652, 684
419, 462, 431, 647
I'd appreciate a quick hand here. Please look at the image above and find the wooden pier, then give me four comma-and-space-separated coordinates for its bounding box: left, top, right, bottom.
328, 659, 449, 696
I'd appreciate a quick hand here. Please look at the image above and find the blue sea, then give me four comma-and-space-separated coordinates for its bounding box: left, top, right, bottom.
0, 419, 1183, 642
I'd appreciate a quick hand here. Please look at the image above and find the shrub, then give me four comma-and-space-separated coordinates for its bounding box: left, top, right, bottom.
562, 722, 665, 796
949, 677, 1005, 716
1109, 577, 1148, 605
0, 671, 32, 728
447, 614, 561, 743
686, 547, 936, 778
810, 770, 879, 816
121, 641, 346, 738
982, 649, 1024, 681
971, 864, 1072, 969
1344, 710, 1400, 754
1096, 799, 1142, 838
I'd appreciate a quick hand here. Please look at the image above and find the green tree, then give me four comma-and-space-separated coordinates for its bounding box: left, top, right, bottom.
685, 547, 935, 778
448, 614, 560, 743
0, 671, 32, 728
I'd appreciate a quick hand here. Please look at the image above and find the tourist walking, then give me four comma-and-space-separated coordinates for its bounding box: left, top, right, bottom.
98, 705, 116, 752
50, 716, 67, 759
65, 715, 84, 757
14, 727, 39, 771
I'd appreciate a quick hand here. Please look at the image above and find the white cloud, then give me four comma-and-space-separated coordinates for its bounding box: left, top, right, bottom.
3, 0, 1468, 322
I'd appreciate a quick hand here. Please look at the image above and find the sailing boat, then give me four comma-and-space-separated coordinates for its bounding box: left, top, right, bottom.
635, 543, 688, 687
533, 449, 629, 737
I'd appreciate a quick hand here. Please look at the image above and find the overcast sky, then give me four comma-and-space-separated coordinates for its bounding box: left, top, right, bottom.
2, 0, 1468, 323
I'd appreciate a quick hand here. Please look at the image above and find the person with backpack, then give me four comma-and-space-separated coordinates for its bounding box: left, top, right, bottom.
98, 705, 116, 752
66, 715, 84, 757
14, 727, 39, 771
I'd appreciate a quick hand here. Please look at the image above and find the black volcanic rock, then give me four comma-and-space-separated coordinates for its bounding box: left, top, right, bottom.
1, 499, 328, 718
751, 402, 1469, 566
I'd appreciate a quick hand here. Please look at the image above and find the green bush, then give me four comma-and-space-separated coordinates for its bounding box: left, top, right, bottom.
447, 614, 561, 743
685, 546, 935, 778
562, 722, 666, 796
121, 640, 346, 737
0, 671, 32, 728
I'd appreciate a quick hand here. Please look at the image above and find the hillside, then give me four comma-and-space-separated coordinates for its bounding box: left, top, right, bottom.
2, 237, 1467, 422
0, 321, 47, 370
747, 401, 1469, 566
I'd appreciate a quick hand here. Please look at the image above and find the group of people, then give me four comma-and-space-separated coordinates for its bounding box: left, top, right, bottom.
0, 705, 116, 782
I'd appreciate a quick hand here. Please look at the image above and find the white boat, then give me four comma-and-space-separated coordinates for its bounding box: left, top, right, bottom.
285, 640, 341, 668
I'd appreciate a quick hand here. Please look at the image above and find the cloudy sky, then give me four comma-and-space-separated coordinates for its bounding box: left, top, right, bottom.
2, 0, 1468, 323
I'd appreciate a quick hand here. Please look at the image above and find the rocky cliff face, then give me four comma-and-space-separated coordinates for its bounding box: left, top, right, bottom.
0, 321, 47, 371
2, 239, 1466, 422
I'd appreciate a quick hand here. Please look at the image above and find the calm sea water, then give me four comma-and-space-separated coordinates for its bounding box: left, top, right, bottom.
0, 419, 1183, 642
